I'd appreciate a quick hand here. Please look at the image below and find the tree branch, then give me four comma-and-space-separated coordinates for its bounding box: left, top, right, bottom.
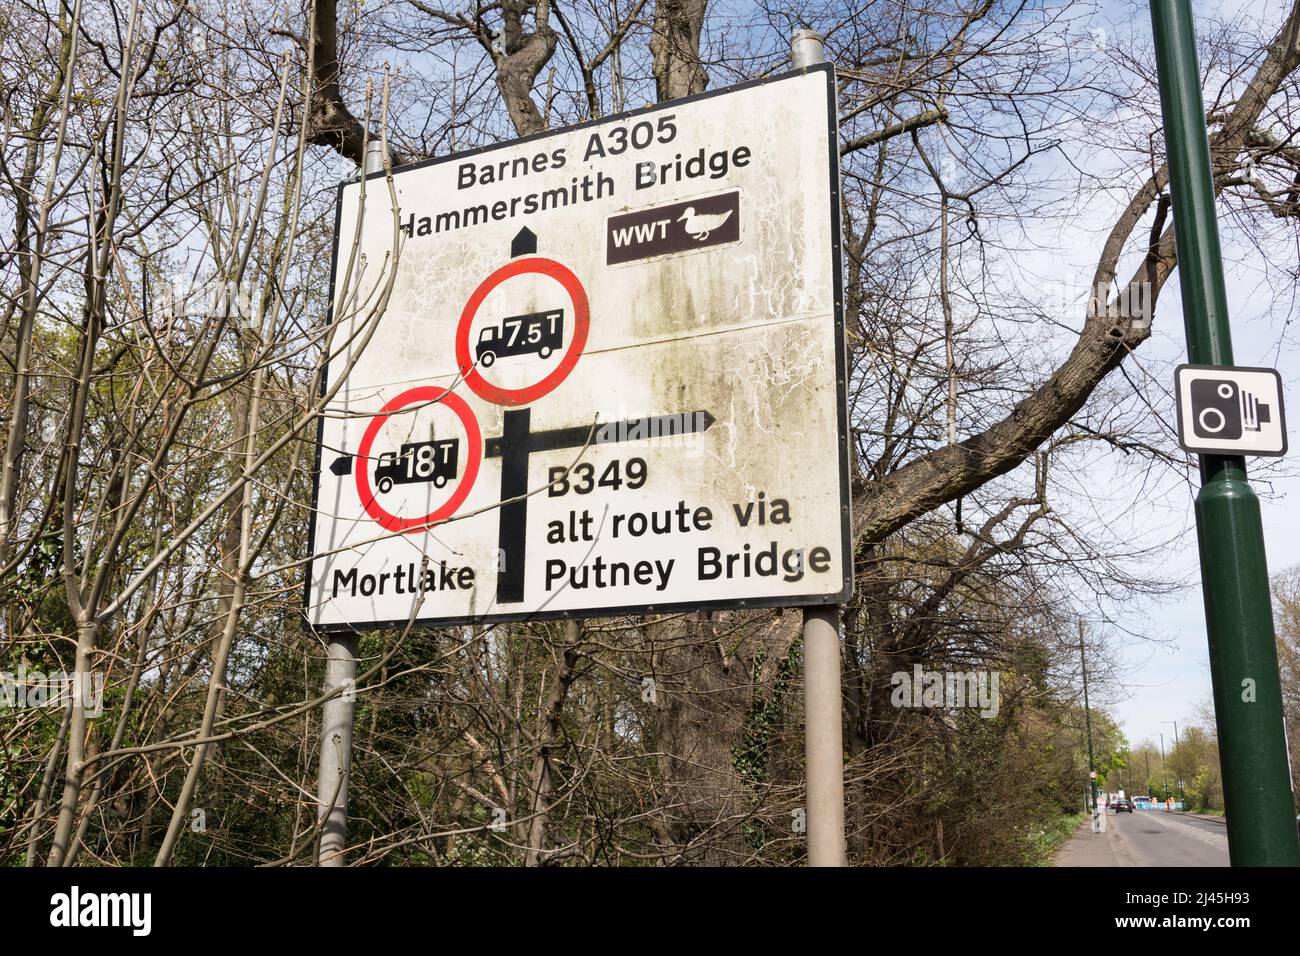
841, 107, 949, 156
853, 0, 1300, 547
307, 0, 406, 166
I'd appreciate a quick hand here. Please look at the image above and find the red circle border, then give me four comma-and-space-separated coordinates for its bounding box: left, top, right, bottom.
454, 257, 589, 407
355, 386, 482, 534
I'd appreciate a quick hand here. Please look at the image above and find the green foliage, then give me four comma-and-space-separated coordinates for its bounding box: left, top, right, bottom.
732, 643, 799, 787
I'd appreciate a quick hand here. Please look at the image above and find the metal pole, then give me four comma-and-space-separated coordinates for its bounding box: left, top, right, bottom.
364, 139, 387, 176
1148, 0, 1299, 866
1164, 719, 1184, 806
803, 606, 847, 866
791, 27, 826, 70
313, 139, 389, 868
791, 28, 847, 868
316, 633, 358, 865
1159, 732, 1167, 803
1079, 622, 1099, 827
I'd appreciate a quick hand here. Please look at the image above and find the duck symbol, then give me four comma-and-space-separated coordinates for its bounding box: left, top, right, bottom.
677, 206, 732, 241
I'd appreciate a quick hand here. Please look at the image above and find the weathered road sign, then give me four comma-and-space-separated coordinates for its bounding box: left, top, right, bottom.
304, 64, 851, 629
1175, 364, 1287, 457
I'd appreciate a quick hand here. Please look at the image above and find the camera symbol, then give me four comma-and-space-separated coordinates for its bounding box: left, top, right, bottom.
1189, 378, 1272, 441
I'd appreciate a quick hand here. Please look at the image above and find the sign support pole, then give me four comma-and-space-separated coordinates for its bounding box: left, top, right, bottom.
803, 605, 847, 865
316, 632, 358, 865
1149, 0, 1299, 866
1080, 622, 1100, 833
314, 141, 390, 866
792, 28, 848, 868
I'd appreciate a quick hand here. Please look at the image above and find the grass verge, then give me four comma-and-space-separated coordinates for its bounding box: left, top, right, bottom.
1031, 811, 1087, 866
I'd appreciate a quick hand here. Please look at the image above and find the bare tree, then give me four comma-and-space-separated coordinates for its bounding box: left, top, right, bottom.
4, 0, 1299, 868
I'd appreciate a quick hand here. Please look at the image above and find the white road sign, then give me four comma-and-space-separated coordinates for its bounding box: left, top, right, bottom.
304, 65, 852, 629
1175, 364, 1287, 457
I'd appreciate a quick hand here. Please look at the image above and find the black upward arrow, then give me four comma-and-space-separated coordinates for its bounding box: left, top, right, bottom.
511, 226, 537, 257
485, 408, 716, 603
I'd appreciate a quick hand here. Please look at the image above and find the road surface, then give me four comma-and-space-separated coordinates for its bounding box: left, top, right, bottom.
1054, 811, 1229, 867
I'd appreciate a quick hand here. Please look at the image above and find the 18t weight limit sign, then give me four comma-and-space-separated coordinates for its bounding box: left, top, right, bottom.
304, 64, 852, 629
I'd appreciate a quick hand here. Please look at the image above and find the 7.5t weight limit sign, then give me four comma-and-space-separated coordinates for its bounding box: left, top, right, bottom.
304, 65, 851, 629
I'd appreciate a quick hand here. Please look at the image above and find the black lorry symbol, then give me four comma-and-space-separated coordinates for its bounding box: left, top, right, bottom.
475, 308, 563, 367
373, 438, 459, 494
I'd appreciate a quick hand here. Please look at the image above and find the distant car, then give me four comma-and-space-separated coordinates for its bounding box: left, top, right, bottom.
1114, 799, 1134, 813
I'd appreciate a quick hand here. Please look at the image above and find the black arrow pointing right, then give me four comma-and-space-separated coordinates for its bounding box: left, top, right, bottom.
484, 410, 715, 458
485, 408, 716, 603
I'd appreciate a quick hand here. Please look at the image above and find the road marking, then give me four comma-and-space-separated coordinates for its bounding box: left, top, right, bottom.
1138, 811, 1229, 849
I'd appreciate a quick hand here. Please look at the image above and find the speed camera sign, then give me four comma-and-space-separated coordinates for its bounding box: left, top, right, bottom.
1175, 364, 1287, 457
303, 64, 852, 630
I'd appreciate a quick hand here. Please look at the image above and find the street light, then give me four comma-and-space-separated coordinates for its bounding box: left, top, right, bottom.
1079, 622, 1099, 830
1163, 720, 1184, 808
1158, 732, 1169, 807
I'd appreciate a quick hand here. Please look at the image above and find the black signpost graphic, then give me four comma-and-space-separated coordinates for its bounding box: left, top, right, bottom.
486, 408, 715, 603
